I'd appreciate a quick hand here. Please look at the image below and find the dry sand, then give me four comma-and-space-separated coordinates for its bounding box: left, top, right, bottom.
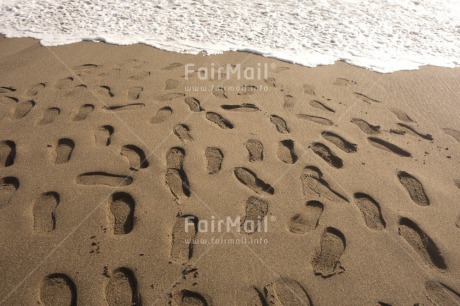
0, 35, 460, 305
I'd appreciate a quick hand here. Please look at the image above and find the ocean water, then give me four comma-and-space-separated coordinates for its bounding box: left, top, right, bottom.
0, 0, 459, 72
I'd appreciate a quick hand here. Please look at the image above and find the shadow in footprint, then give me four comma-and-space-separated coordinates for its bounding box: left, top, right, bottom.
121, 145, 149, 170
40, 273, 77, 306
246, 139, 263, 162
0, 176, 19, 208
368, 137, 411, 157
55, 138, 75, 164
300, 166, 348, 203
95, 125, 114, 147
39, 107, 60, 125
151, 107, 173, 124
234, 167, 274, 195
265, 278, 312, 305
277, 139, 297, 164
170, 215, 198, 264
397, 171, 429, 206
205, 147, 223, 174
105, 267, 141, 306
14, 100, 35, 119
109, 192, 135, 235
73, 104, 94, 121
241, 196, 269, 234
312, 227, 346, 277
354, 193, 386, 230
0, 140, 16, 167
289, 200, 323, 234
33, 192, 60, 233
399, 217, 446, 270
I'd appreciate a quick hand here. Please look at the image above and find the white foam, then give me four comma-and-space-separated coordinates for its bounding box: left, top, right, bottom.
1, 0, 459, 72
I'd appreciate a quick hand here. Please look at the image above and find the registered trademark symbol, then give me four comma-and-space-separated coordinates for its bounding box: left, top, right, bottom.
270, 63, 276, 70
269, 216, 276, 222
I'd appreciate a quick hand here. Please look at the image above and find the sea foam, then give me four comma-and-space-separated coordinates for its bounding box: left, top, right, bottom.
0, 0, 459, 72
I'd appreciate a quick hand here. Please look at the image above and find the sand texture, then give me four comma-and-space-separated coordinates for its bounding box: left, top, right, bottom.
0, 36, 460, 305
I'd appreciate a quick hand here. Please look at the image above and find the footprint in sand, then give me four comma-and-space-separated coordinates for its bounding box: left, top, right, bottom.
127, 86, 143, 100
166, 148, 190, 201
205, 147, 223, 174
54, 77, 74, 90
390, 108, 414, 123
265, 78, 276, 87
130, 71, 151, 81
310, 142, 343, 169
241, 196, 269, 234
171, 289, 210, 306
170, 215, 198, 264
212, 86, 227, 99
397, 171, 429, 206
303, 84, 316, 95
398, 217, 446, 270
353, 193, 386, 230
237, 85, 258, 96
333, 78, 356, 86
351, 118, 380, 135
296, 114, 333, 126
166, 169, 191, 201
265, 278, 312, 305
77, 172, 133, 186
162, 62, 183, 70
321, 131, 357, 153
283, 94, 296, 109
27, 83, 46, 96
33, 192, 60, 233
234, 167, 274, 195
40, 273, 77, 306
0, 140, 16, 167
312, 227, 346, 277
205, 112, 233, 129
0, 95, 18, 105
109, 192, 135, 235
289, 200, 323, 234
300, 166, 348, 203
94, 125, 114, 147
167, 147, 185, 170
54, 138, 74, 164
443, 128, 460, 142
103, 103, 145, 111
246, 139, 263, 162
221, 103, 259, 112
73, 104, 94, 121
98, 85, 114, 98
397, 123, 432, 140
38, 107, 60, 125
174, 124, 193, 143
456, 215, 460, 228
165, 79, 179, 90
184, 97, 203, 112
121, 145, 149, 170
354, 92, 380, 104
0, 86, 16, 93
309, 100, 335, 113
425, 281, 460, 305
270, 115, 290, 133
277, 139, 297, 164
236, 287, 265, 306
105, 267, 141, 306
157, 93, 186, 102
73, 63, 99, 75
367, 137, 411, 157
0, 176, 19, 208
13, 100, 35, 119
151, 106, 173, 124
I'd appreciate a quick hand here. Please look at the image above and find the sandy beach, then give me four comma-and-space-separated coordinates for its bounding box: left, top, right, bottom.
1, 35, 460, 305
